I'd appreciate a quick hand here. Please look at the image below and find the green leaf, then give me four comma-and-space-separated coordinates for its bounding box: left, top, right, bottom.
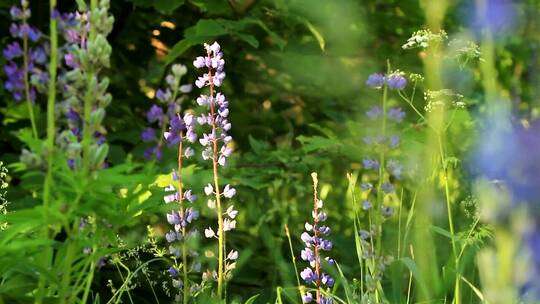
244, 294, 260, 304
399, 257, 429, 297
431, 225, 459, 241
235, 33, 259, 48
154, 0, 184, 13
304, 20, 325, 51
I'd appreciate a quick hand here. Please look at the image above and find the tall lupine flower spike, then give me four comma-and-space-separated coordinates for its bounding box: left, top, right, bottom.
359, 71, 405, 297
163, 139, 200, 302
142, 64, 193, 160
194, 41, 237, 299
3, 0, 48, 139
54, 0, 114, 171
0, 162, 9, 230
300, 173, 335, 304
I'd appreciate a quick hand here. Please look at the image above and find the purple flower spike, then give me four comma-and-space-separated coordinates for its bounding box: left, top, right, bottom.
299, 173, 335, 302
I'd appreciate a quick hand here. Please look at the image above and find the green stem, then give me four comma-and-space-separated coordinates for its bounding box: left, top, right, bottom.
80, 258, 96, 303
284, 224, 302, 302
35, 2, 58, 302
59, 239, 76, 304
437, 132, 460, 304
206, 52, 225, 300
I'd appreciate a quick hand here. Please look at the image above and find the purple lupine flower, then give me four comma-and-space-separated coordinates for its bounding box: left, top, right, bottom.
299, 173, 335, 302
360, 182, 373, 191
147, 105, 164, 123
193, 42, 239, 284
141, 128, 156, 142
302, 292, 314, 303
387, 73, 407, 90
142, 64, 192, 160
300, 267, 317, 284
382, 182, 395, 193
362, 200, 372, 210
388, 107, 406, 122
169, 267, 179, 278
389, 135, 400, 148
363, 159, 379, 170
387, 159, 402, 179
381, 206, 394, 218
366, 106, 382, 119
3, 1, 47, 103
366, 73, 385, 88
472, 112, 540, 297
64, 53, 78, 68
3, 42, 22, 59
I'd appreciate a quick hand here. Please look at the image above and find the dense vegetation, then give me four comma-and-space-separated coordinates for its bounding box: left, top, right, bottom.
1, 0, 540, 303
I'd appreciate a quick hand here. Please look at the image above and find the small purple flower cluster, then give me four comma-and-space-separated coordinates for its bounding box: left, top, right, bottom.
3, 0, 48, 102
141, 64, 193, 160
365, 72, 407, 90
193, 42, 233, 167
164, 169, 201, 289
299, 173, 335, 304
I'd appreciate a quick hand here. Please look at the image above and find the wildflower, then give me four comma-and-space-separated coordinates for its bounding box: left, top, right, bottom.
299, 173, 335, 303
366, 106, 382, 119
363, 159, 379, 170
302, 292, 314, 303
223, 184, 236, 198
360, 182, 373, 191
362, 200, 373, 210
387, 73, 407, 90
141, 64, 193, 160
204, 228, 215, 238
3, 1, 47, 103
365, 73, 385, 89
381, 206, 394, 218
193, 42, 237, 297
227, 250, 239, 261
388, 107, 406, 122
382, 182, 395, 193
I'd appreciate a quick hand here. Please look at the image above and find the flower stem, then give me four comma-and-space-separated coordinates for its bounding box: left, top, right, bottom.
207, 57, 225, 299
437, 132, 460, 304
176, 130, 190, 304
21, 3, 38, 139
284, 224, 303, 301
82, 0, 98, 175
35, 2, 58, 303
310, 173, 321, 304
